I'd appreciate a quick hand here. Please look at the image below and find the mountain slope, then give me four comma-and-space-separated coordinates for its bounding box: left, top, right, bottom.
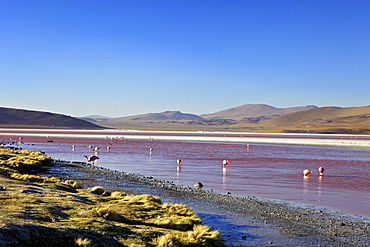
264, 105, 370, 125
94, 111, 205, 129
106, 111, 204, 122
80, 115, 113, 122
260, 105, 370, 133
0, 107, 104, 129
200, 104, 317, 121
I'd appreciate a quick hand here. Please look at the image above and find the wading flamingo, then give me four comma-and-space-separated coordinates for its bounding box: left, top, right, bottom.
303, 169, 313, 176
84, 155, 100, 168
222, 160, 229, 166
318, 167, 324, 176
177, 159, 182, 170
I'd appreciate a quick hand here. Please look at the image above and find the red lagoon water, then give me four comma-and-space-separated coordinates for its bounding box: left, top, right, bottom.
2, 134, 370, 217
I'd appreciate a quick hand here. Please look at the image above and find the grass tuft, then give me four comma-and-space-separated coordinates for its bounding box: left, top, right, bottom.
87, 186, 111, 196
62, 180, 82, 189
110, 191, 126, 198
75, 238, 92, 247
0, 148, 52, 173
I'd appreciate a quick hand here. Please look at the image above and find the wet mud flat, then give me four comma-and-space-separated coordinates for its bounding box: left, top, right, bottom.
46, 160, 370, 247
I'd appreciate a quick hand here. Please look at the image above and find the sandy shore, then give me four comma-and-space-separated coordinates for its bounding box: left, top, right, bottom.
46, 160, 370, 247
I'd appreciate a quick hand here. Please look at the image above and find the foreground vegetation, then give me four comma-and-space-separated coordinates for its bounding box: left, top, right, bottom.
0, 148, 223, 246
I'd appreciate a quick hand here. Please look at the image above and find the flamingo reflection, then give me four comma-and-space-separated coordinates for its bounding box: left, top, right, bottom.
222, 166, 228, 190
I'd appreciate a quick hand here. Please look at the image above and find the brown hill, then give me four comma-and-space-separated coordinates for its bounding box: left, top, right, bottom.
122, 111, 205, 121
200, 104, 317, 121
0, 107, 104, 129
260, 105, 370, 134
95, 111, 205, 129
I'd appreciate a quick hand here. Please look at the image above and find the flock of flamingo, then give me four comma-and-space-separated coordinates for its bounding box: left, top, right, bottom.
79, 143, 325, 187
303, 167, 325, 177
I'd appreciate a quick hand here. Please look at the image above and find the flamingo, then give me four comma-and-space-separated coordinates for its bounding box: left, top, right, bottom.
194, 182, 203, 189
176, 159, 182, 170
84, 155, 100, 168
303, 169, 313, 176
318, 167, 324, 176
149, 148, 153, 154
222, 159, 229, 166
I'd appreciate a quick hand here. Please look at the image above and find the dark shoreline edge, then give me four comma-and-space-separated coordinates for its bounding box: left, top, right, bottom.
45, 159, 370, 247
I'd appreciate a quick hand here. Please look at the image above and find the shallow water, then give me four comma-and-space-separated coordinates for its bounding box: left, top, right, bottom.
2, 131, 370, 217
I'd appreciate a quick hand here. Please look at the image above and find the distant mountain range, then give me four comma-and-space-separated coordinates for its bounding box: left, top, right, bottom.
83, 104, 317, 123
1, 104, 370, 134
82, 104, 370, 134
200, 104, 318, 121
113, 111, 205, 121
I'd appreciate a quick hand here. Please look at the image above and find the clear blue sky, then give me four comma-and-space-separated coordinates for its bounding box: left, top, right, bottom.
1, 0, 369, 117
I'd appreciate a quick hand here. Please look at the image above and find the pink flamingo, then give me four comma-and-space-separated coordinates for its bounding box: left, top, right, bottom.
318, 167, 324, 176
177, 159, 182, 170
84, 155, 100, 168
303, 169, 313, 176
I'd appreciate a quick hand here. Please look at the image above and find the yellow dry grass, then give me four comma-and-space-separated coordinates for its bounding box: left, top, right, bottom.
0, 149, 223, 246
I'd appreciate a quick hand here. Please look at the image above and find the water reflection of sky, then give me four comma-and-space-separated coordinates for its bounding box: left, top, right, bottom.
8, 136, 370, 217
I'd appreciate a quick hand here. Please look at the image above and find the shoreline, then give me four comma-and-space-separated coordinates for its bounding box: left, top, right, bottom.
1, 128, 370, 149
46, 159, 370, 246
